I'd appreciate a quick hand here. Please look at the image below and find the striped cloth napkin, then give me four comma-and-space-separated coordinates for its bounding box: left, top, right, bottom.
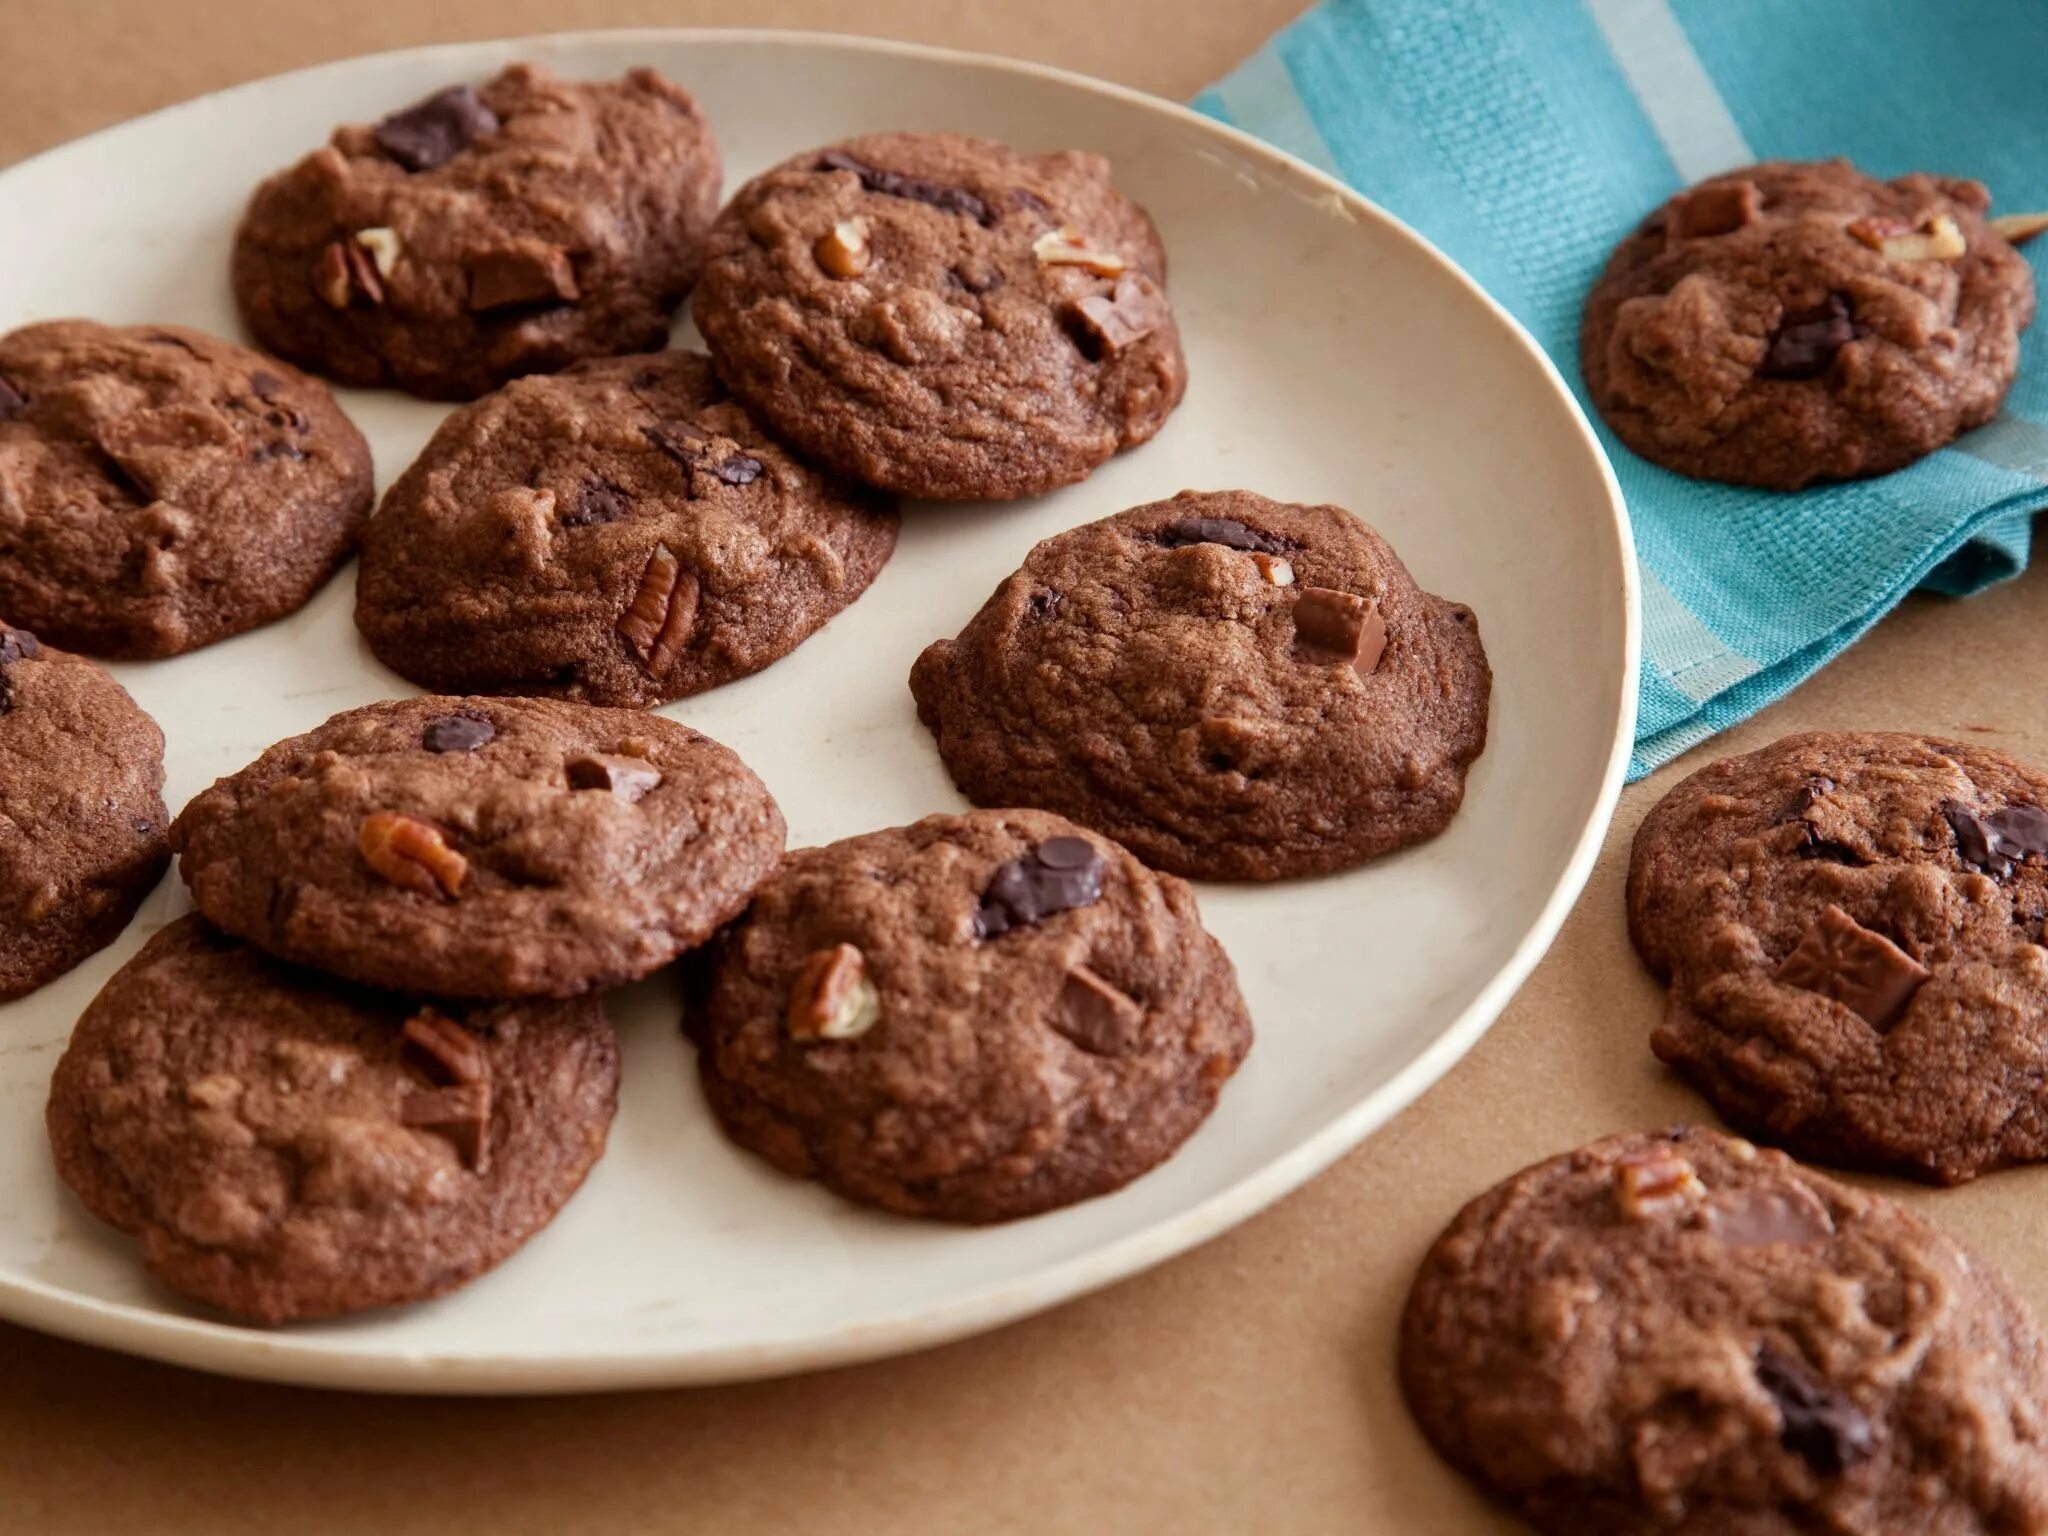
1197, 0, 2048, 777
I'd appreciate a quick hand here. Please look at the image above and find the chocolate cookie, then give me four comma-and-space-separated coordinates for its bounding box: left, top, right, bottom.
692, 132, 1186, 500
233, 65, 720, 401
0, 320, 372, 657
691, 810, 1251, 1221
1400, 1127, 2048, 1534
1583, 160, 2037, 489
909, 491, 1490, 881
0, 625, 168, 1000
171, 695, 784, 999
354, 351, 897, 706
1629, 731, 2048, 1184
47, 915, 618, 1324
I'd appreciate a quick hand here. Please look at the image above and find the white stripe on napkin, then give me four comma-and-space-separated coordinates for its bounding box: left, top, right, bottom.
1643, 565, 1760, 702
1584, 0, 1753, 180
1209, 47, 1344, 179
1956, 416, 2048, 483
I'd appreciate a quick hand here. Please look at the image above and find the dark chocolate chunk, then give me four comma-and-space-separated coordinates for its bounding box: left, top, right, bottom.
818, 149, 994, 227
0, 624, 39, 715
1761, 293, 1855, 380
715, 453, 764, 487
565, 479, 630, 527
249, 370, 285, 401
373, 84, 500, 173
1793, 823, 1863, 865
0, 376, 25, 422
1754, 1343, 1876, 1476
1945, 800, 2048, 878
250, 441, 307, 463
642, 424, 708, 471
1011, 187, 1052, 216
1025, 589, 1065, 621
974, 836, 1107, 939
1153, 517, 1294, 555
1789, 775, 1837, 816
421, 714, 496, 754
1774, 904, 1928, 1030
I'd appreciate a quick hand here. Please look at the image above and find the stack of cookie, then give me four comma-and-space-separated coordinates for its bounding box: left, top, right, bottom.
7, 63, 1504, 1325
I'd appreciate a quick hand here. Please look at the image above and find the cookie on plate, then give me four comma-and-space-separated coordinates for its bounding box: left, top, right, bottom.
0, 320, 372, 657
355, 351, 897, 706
48, 915, 618, 1325
233, 64, 720, 400
171, 695, 784, 999
909, 490, 1490, 881
0, 625, 168, 1001
1630, 730, 2048, 1184
691, 809, 1251, 1221
1400, 1126, 2048, 1534
692, 131, 1186, 500
1582, 159, 2037, 489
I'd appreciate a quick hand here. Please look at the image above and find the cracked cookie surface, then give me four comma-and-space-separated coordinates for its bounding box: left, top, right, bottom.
355, 351, 897, 706
692, 131, 1186, 500
233, 64, 720, 401
1630, 731, 2048, 1182
1582, 159, 2036, 489
908, 490, 1490, 881
171, 695, 784, 998
0, 320, 372, 657
48, 914, 618, 1324
1401, 1126, 2048, 1536
691, 809, 1251, 1222
0, 624, 168, 1001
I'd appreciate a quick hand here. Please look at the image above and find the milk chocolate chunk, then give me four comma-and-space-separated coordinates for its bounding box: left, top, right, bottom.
1774, 904, 1928, 1029
1293, 586, 1387, 673
565, 753, 663, 803
467, 246, 580, 313
421, 714, 495, 754
1054, 964, 1144, 1056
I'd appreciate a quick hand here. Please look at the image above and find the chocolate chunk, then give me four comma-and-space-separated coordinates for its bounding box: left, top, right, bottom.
974, 836, 1107, 939
1153, 517, 1294, 555
0, 624, 39, 715
402, 1008, 487, 1086
565, 479, 630, 527
421, 713, 495, 753
1794, 824, 1863, 865
1701, 1184, 1834, 1247
1761, 293, 1855, 380
641, 423, 709, 471
399, 1081, 493, 1172
249, 370, 285, 401
373, 84, 500, 173
1062, 275, 1170, 361
1025, 590, 1065, 621
1754, 1343, 1876, 1476
1011, 187, 1052, 216
0, 376, 24, 422
715, 453, 763, 487
467, 246, 580, 313
818, 149, 994, 227
251, 441, 307, 464
1946, 800, 2048, 879
1789, 775, 1836, 816
1053, 965, 1144, 1056
565, 752, 664, 803
1774, 904, 1929, 1030
1293, 587, 1388, 673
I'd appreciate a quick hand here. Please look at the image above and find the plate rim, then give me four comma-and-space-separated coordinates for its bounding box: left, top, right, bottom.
0, 24, 1641, 1394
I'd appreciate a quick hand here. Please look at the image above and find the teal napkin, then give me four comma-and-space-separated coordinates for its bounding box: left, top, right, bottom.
1198, 0, 2048, 777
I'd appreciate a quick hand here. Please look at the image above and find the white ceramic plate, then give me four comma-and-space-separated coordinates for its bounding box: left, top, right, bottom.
0, 29, 1637, 1393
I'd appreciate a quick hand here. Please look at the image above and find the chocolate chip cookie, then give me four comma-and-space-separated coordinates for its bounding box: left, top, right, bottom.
690, 810, 1251, 1222
1628, 731, 2048, 1184
171, 695, 784, 999
692, 132, 1186, 500
233, 65, 720, 401
0, 320, 372, 657
47, 915, 618, 1324
354, 351, 897, 706
1400, 1126, 2048, 1535
0, 625, 168, 1001
1583, 160, 2038, 489
909, 490, 1490, 881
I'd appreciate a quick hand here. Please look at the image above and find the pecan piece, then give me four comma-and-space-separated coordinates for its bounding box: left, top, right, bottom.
358, 812, 468, 899
401, 1081, 492, 1172
1847, 212, 1966, 261
814, 218, 872, 279
1033, 226, 1126, 277
616, 544, 700, 676
1614, 1147, 1704, 1222
786, 944, 882, 1041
